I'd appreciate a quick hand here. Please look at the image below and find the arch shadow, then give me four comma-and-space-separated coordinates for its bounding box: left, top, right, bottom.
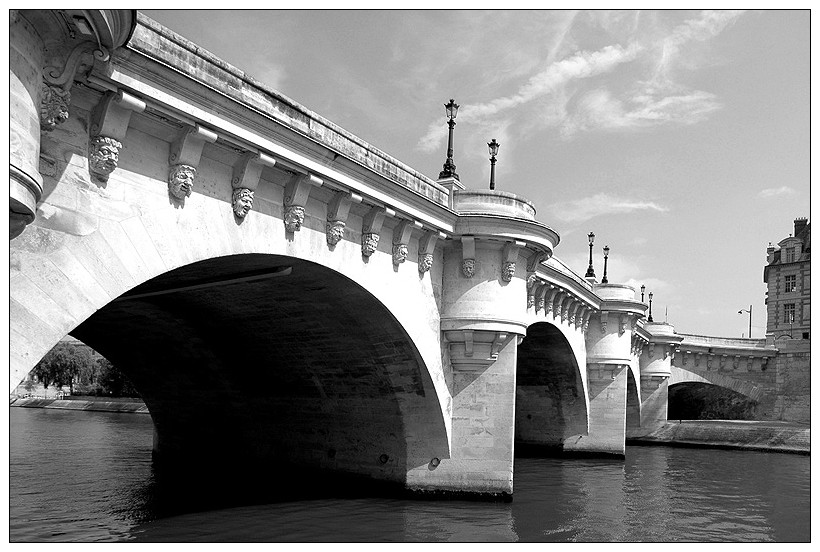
514, 321, 589, 455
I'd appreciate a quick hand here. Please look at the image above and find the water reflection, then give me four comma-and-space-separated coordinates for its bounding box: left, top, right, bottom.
9, 408, 810, 542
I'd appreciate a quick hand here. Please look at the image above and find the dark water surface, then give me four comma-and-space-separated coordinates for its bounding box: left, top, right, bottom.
9, 407, 810, 542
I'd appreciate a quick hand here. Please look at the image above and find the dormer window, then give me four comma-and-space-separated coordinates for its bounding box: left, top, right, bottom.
785, 247, 796, 263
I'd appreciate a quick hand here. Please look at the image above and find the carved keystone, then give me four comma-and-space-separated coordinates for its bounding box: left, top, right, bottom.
361, 206, 386, 257
168, 124, 217, 199
283, 172, 322, 232
88, 90, 145, 181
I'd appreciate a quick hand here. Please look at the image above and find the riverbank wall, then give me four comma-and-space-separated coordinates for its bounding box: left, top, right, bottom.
9, 396, 149, 414
628, 420, 810, 454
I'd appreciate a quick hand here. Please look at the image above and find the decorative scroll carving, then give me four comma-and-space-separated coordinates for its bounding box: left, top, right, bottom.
526, 250, 548, 272
695, 353, 702, 367
41, 41, 109, 130
553, 293, 564, 320
568, 302, 580, 324
88, 135, 122, 178
534, 284, 547, 313
583, 310, 593, 333
599, 310, 608, 334
561, 296, 573, 322
361, 206, 386, 257
544, 287, 558, 315
40, 83, 70, 131
417, 231, 438, 274
461, 236, 476, 278
231, 188, 254, 218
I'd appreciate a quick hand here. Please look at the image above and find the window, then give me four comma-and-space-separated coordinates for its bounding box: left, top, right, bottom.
803, 332, 809, 340
783, 303, 795, 323
785, 248, 796, 263
785, 275, 797, 292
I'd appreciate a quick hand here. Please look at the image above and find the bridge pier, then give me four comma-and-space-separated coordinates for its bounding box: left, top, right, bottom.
630, 322, 682, 437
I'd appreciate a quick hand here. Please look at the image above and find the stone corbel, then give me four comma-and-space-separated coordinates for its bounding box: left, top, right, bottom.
582, 309, 594, 333
283, 172, 322, 232
88, 90, 145, 181
747, 357, 753, 371
599, 310, 608, 334
575, 305, 587, 329
682, 351, 688, 366
526, 250, 549, 273
445, 329, 514, 371
391, 219, 417, 267
648, 342, 655, 358
553, 291, 565, 320
461, 236, 476, 278
534, 284, 548, 313
619, 313, 629, 336
720, 354, 727, 368
326, 191, 357, 246
544, 287, 558, 316
417, 231, 438, 274
167, 124, 218, 199
501, 241, 523, 282
567, 301, 580, 324
41, 41, 109, 130
230, 152, 275, 218
695, 352, 702, 367
361, 206, 386, 257
560, 295, 573, 322
733, 355, 740, 369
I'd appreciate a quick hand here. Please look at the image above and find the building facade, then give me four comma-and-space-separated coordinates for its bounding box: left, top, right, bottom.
764, 217, 810, 341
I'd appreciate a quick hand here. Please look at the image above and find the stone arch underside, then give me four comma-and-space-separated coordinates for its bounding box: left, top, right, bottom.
625, 367, 640, 431
668, 367, 762, 421
62, 253, 450, 488
515, 322, 588, 452
669, 366, 763, 401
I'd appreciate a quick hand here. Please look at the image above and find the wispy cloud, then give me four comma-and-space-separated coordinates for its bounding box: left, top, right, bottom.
549, 193, 669, 223
758, 186, 797, 198
415, 9, 745, 150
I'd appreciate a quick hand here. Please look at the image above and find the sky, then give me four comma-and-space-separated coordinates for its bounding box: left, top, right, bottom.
143, 9, 810, 338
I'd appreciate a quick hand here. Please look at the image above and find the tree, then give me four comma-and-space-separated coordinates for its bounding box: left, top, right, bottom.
32, 342, 95, 393
95, 357, 140, 398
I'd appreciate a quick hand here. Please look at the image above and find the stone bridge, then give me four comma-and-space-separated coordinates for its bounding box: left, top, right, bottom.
9, 10, 781, 499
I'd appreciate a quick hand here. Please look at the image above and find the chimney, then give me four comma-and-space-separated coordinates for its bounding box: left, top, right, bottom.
794, 217, 808, 237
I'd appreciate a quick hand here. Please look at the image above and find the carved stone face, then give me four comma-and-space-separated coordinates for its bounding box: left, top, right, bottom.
326, 220, 345, 246
89, 136, 122, 176
526, 273, 537, 290
392, 243, 408, 266
40, 83, 70, 131
361, 232, 379, 257
502, 261, 516, 282
169, 164, 196, 199
231, 188, 254, 218
418, 253, 434, 274
283, 205, 305, 232
462, 258, 475, 278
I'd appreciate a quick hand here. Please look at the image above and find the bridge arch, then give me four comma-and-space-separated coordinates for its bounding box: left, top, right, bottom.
668, 366, 762, 420
10, 177, 452, 487
514, 321, 589, 453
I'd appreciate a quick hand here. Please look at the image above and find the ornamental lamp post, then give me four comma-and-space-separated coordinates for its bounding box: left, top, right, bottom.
641, 284, 645, 303
585, 232, 596, 278
648, 291, 654, 322
488, 138, 500, 190
439, 99, 460, 180
738, 304, 752, 338
601, 245, 610, 284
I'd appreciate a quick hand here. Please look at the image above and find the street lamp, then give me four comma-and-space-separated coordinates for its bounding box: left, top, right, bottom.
488, 139, 500, 190
738, 305, 752, 338
439, 99, 460, 180
648, 291, 654, 322
641, 284, 645, 303
585, 232, 596, 278
601, 245, 610, 284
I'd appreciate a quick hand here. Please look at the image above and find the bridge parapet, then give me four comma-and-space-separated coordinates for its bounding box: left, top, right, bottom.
673, 333, 777, 374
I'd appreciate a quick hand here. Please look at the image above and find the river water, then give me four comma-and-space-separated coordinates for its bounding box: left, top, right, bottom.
9, 407, 810, 542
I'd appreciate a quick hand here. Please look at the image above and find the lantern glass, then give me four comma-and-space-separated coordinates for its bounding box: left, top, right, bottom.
649, 292, 653, 300
488, 139, 500, 156
603, 246, 610, 257
588, 232, 595, 244
445, 99, 459, 119
641, 284, 645, 294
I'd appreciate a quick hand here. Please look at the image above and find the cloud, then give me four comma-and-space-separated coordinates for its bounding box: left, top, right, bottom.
549, 193, 669, 223
415, 43, 640, 153
758, 186, 797, 198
